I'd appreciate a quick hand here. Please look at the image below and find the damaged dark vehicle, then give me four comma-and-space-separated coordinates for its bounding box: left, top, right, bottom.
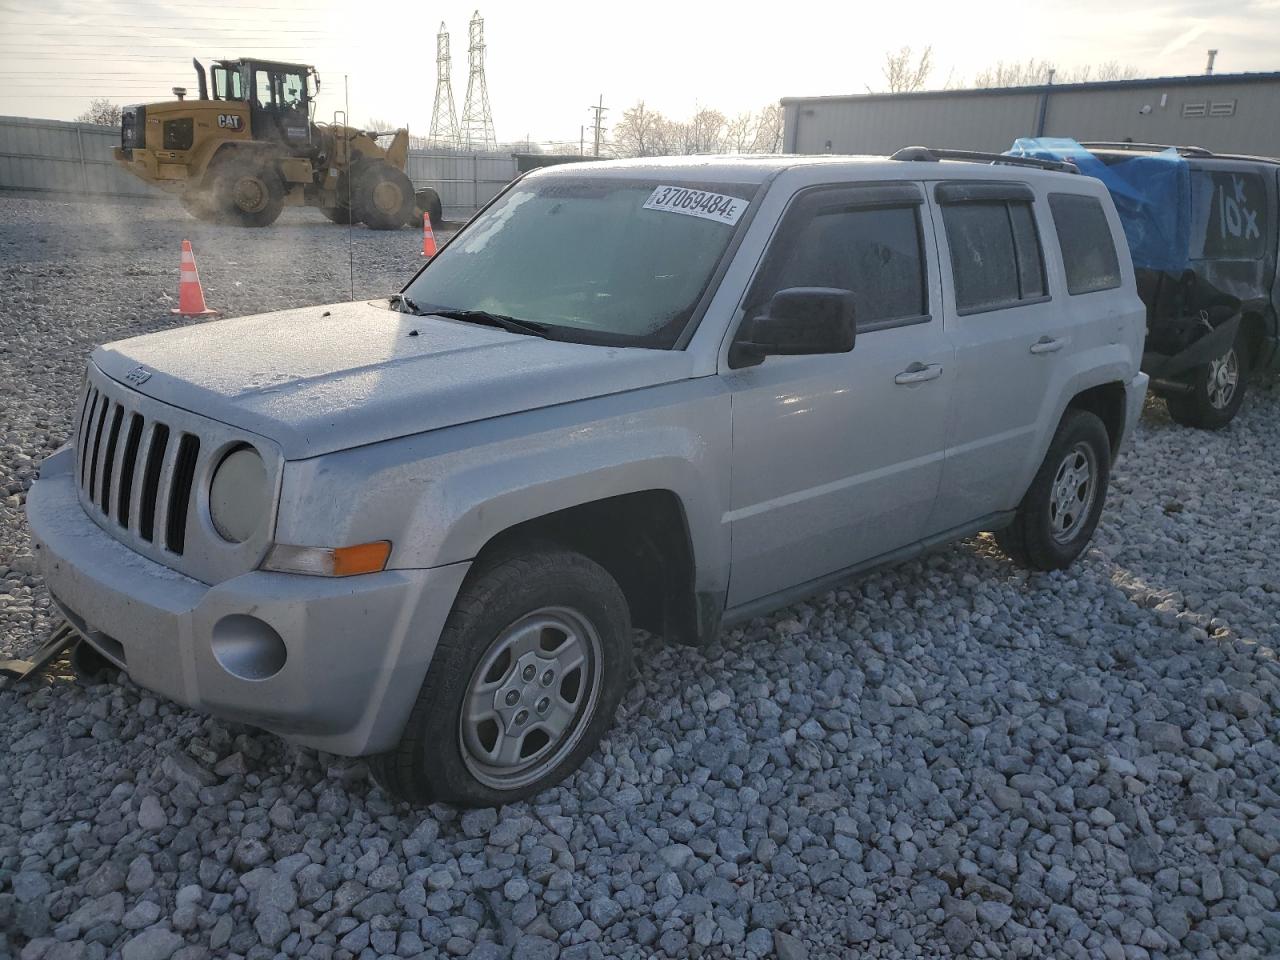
1013, 139, 1279, 428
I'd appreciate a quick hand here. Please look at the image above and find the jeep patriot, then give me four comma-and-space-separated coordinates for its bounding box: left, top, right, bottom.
27, 153, 1149, 805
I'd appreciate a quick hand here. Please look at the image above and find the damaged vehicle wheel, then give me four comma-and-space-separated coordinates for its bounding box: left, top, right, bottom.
1166, 334, 1249, 430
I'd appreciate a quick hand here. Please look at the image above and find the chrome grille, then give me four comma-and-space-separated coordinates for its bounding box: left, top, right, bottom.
73, 363, 281, 585
76, 384, 200, 556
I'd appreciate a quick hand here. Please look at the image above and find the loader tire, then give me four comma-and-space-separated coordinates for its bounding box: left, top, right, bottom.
213, 158, 284, 227
416, 187, 444, 228
320, 204, 353, 224
354, 162, 416, 230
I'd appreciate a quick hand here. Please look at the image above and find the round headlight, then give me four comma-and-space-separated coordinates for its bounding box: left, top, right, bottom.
209, 446, 269, 543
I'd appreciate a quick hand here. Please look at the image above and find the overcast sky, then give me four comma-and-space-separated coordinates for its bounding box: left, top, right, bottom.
3, 0, 1277, 146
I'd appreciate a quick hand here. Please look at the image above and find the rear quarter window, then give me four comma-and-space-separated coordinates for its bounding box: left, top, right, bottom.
1048, 194, 1123, 295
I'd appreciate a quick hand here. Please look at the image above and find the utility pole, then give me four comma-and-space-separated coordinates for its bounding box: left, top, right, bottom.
588, 95, 607, 158
1205, 49, 1218, 75
579, 126, 584, 157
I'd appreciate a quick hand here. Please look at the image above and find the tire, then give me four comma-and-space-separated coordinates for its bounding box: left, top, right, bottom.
371, 546, 633, 807
212, 158, 284, 227
415, 187, 444, 228
1165, 333, 1249, 430
353, 162, 416, 230
320, 204, 352, 224
995, 409, 1111, 571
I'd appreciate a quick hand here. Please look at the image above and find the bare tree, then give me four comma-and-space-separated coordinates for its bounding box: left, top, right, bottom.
75, 98, 121, 127
750, 103, 784, 153
972, 59, 1140, 88
723, 111, 757, 154
689, 108, 726, 153
364, 117, 398, 133
613, 102, 666, 158
876, 46, 933, 93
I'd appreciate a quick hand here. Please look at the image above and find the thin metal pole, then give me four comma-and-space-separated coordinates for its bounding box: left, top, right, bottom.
346, 75, 353, 302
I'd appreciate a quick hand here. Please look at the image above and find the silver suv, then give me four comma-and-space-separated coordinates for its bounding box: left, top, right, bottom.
27, 152, 1149, 806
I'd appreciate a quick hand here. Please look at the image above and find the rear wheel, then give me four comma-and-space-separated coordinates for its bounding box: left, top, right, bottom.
1166, 333, 1249, 429
995, 409, 1111, 571
415, 187, 444, 228
354, 162, 416, 230
370, 546, 633, 807
320, 204, 352, 224
212, 159, 284, 227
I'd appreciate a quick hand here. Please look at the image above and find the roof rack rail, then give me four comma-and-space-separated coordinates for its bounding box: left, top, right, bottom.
890, 145, 1078, 174
1078, 141, 1214, 157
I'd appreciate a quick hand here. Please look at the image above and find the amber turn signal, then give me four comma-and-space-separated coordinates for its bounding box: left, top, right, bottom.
262, 541, 392, 577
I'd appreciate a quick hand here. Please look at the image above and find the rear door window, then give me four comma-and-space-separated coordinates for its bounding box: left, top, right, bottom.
941, 196, 1047, 313
1048, 194, 1123, 295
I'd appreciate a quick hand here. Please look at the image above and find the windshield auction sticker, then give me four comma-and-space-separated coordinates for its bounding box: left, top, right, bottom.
643, 186, 748, 226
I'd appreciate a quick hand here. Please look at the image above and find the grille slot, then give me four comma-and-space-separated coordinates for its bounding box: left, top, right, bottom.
138, 424, 170, 544
116, 413, 144, 527
79, 390, 99, 487
87, 400, 109, 501
99, 405, 125, 514
166, 434, 200, 553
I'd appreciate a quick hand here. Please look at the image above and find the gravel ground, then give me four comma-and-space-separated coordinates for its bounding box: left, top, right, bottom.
1, 192, 1278, 960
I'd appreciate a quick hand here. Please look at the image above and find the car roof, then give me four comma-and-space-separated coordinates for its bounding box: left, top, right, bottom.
524, 153, 1086, 187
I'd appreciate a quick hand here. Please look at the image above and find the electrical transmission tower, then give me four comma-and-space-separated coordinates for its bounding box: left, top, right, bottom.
460, 10, 496, 151
428, 22, 460, 149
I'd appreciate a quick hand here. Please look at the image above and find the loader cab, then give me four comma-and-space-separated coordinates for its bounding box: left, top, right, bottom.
209, 58, 315, 149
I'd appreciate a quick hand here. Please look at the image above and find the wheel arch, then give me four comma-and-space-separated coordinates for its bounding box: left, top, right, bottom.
1066, 381, 1127, 459
471, 490, 710, 646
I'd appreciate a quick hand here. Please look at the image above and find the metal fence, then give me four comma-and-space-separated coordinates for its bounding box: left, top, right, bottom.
0, 115, 519, 219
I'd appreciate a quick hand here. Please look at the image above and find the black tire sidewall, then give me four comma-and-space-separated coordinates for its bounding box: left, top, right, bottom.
1016, 410, 1112, 570
382, 549, 632, 807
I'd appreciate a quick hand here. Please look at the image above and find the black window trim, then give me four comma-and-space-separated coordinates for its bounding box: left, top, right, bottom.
1047, 191, 1124, 296
740, 181, 934, 337
940, 187, 1053, 317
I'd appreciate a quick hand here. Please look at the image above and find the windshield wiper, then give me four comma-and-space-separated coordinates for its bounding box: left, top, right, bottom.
429, 308, 551, 338
389, 293, 424, 315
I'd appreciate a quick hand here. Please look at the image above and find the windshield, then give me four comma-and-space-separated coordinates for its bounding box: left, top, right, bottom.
403, 176, 758, 348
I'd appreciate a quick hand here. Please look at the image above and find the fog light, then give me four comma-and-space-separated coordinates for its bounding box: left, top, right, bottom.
211, 615, 286, 681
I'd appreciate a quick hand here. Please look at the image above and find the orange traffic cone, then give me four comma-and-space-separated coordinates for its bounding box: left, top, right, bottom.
422, 212, 437, 258
171, 240, 219, 317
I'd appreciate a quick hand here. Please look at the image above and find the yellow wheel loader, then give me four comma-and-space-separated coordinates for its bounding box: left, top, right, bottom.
112, 58, 443, 229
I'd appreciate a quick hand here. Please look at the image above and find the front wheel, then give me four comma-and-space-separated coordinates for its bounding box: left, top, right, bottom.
353, 162, 416, 230
995, 409, 1111, 571
212, 159, 284, 227
371, 546, 633, 807
1166, 334, 1249, 430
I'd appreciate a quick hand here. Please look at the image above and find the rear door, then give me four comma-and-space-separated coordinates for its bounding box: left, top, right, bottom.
724, 182, 954, 606
927, 180, 1070, 530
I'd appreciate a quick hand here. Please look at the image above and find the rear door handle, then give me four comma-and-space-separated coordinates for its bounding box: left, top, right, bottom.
894, 362, 943, 385
1030, 336, 1066, 355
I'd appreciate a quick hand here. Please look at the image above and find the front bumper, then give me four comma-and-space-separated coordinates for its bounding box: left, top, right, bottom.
26, 446, 470, 755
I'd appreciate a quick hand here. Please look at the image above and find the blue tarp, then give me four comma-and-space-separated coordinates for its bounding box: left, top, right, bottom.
1008, 138, 1191, 273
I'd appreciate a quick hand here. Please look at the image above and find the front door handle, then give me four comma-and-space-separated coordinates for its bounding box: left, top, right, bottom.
1030, 336, 1066, 355
894, 362, 943, 385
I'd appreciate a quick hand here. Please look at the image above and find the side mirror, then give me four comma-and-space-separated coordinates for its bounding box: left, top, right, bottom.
730, 287, 857, 368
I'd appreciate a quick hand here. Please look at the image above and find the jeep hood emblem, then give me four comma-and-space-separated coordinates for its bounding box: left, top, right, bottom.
125, 365, 152, 386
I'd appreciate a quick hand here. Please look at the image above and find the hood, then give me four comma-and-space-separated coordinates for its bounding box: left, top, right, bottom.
93, 300, 695, 459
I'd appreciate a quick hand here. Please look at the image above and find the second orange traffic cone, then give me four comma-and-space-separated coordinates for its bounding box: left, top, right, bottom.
171, 240, 219, 318
422, 212, 437, 258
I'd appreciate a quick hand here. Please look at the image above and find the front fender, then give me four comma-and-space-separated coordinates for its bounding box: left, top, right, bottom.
274, 379, 733, 594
